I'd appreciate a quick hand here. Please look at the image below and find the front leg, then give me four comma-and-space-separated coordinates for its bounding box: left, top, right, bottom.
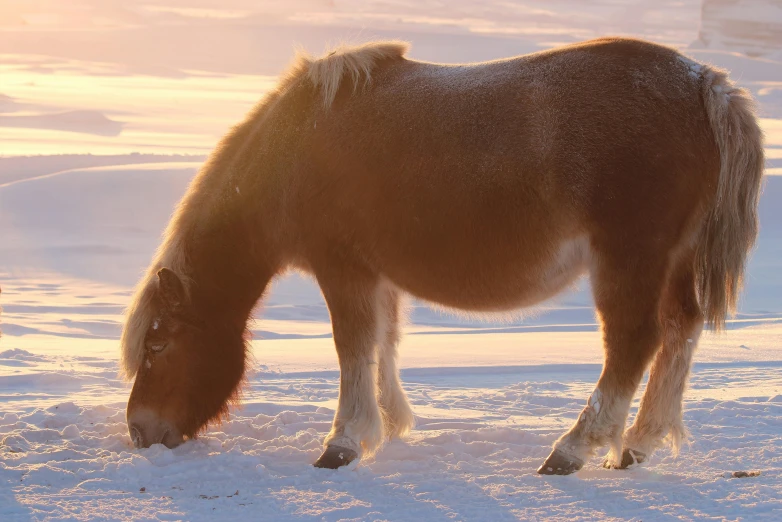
314, 268, 384, 469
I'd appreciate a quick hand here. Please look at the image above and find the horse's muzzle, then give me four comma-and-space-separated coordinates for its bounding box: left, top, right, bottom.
127, 408, 184, 449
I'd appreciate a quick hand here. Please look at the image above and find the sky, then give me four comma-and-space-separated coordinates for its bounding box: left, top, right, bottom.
1, 0, 781, 157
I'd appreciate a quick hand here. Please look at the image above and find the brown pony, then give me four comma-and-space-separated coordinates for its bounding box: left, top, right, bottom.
121, 38, 764, 474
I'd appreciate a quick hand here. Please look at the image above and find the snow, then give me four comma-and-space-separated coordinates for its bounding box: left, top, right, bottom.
678, 55, 704, 80
588, 389, 601, 415
2, 333, 782, 520
1, 0, 782, 520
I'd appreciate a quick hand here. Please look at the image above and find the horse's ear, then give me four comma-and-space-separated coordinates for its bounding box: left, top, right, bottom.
157, 268, 185, 310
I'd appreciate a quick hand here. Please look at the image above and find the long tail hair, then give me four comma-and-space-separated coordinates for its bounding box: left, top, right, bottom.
695, 64, 764, 330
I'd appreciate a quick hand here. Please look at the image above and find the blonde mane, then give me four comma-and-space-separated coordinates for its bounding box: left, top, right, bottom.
122, 42, 412, 379
296, 41, 410, 108
120, 215, 191, 379
120, 64, 293, 380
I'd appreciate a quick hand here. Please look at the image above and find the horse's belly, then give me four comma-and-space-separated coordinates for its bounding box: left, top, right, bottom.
518, 235, 591, 306
386, 235, 591, 312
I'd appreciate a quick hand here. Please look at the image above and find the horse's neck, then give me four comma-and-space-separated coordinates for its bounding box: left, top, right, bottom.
175, 100, 281, 326
180, 207, 271, 329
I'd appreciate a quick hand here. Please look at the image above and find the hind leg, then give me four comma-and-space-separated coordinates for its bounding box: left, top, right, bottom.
609, 253, 703, 468
538, 248, 667, 475
313, 265, 385, 469
375, 284, 415, 439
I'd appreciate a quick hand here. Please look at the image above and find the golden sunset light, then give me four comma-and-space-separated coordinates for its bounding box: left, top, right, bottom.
1, 1, 781, 519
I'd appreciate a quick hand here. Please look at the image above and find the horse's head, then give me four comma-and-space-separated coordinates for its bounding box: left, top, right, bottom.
125, 268, 246, 448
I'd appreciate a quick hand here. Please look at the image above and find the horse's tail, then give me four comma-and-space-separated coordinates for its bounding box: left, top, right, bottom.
695, 63, 764, 330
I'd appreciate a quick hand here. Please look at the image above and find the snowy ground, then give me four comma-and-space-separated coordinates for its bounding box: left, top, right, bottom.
2, 0, 782, 520
2, 328, 782, 521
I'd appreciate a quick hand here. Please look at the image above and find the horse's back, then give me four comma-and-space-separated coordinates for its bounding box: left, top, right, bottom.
313, 37, 717, 223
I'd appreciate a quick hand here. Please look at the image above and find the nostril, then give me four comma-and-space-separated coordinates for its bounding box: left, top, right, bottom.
130, 424, 143, 448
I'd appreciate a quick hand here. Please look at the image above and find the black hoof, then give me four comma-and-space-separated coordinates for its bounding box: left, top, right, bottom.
604, 448, 646, 469
313, 445, 358, 469
537, 449, 583, 475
